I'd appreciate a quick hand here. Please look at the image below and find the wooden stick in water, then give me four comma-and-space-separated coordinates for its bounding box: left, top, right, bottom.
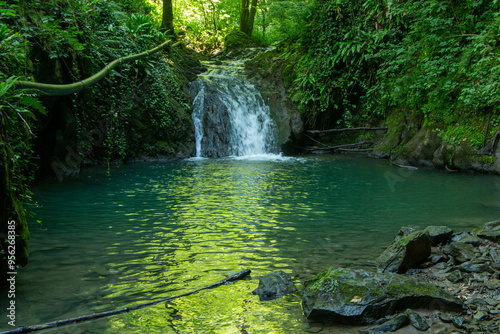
1, 269, 251, 334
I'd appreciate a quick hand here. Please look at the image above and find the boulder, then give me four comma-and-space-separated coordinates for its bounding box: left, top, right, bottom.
474, 220, 500, 242
450, 231, 470, 242
447, 270, 466, 283
376, 230, 431, 273
394, 225, 423, 243
252, 270, 297, 301
458, 234, 484, 246
424, 226, 453, 246
490, 249, 500, 264
302, 267, 462, 325
444, 242, 475, 264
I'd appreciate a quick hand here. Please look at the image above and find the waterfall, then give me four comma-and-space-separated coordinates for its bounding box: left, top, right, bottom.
189, 59, 278, 158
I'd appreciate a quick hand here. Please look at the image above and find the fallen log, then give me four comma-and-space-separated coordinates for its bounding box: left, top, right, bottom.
304, 133, 329, 147
2, 269, 251, 334
307, 127, 388, 135
305, 141, 372, 152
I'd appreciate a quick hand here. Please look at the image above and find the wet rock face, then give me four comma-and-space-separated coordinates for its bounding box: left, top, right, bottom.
199, 85, 232, 158
376, 230, 431, 273
301, 267, 462, 325
244, 49, 304, 152
252, 270, 297, 301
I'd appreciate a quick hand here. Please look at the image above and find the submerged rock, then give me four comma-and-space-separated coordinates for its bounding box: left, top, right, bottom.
359, 314, 409, 333
406, 309, 430, 331
376, 230, 431, 273
252, 270, 297, 301
302, 267, 462, 325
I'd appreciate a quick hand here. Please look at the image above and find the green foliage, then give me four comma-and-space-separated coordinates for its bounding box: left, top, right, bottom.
435, 116, 489, 149
254, 0, 314, 44
279, 0, 499, 139
280, 0, 388, 127
171, 0, 241, 53
0, 76, 45, 208
477, 155, 495, 164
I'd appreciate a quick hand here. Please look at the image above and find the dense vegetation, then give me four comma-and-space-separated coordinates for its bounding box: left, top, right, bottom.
279, 0, 500, 148
1, 0, 499, 276
0, 0, 200, 278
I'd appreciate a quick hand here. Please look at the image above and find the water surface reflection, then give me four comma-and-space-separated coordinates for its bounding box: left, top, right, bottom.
1, 155, 499, 333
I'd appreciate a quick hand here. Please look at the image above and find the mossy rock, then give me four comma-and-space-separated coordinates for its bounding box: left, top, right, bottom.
376, 230, 431, 274
473, 220, 500, 243
400, 126, 443, 166
302, 267, 462, 325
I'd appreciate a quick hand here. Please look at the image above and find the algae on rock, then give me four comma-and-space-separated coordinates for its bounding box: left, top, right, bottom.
302, 267, 462, 325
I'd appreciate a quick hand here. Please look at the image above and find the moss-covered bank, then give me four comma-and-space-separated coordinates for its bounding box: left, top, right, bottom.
0, 137, 29, 283
371, 111, 500, 174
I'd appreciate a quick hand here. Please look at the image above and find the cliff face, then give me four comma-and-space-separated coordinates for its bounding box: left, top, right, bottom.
33, 44, 206, 180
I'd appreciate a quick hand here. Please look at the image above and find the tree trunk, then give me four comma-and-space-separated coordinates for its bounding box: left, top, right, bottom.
261, 1, 267, 40
240, 0, 258, 36
240, 0, 249, 33
246, 0, 258, 36
161, 0, 175, 36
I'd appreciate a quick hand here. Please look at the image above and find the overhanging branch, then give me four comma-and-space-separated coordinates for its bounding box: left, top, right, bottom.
15, 40, 181, 96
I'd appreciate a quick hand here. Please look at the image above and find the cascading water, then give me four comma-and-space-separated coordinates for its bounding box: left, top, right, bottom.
189, 59, 278, 158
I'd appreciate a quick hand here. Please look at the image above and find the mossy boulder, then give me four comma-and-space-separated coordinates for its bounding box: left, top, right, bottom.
444, 242, 475, 264
400, 126, 443, 167
473, 220, 500, 243
376, 230, 431, 273
424, 226, 453, 246
372, 112, 421, 158
302, 267, 462, 325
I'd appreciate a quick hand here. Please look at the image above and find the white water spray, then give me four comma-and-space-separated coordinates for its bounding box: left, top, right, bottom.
190, 60, 278, 158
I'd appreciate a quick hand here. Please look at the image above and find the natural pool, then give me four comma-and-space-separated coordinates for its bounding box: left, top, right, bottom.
1, 154, 499, 333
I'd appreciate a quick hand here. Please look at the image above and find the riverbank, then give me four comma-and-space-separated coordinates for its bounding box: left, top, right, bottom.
240, 45, 500, 175
302, 220, 500, 333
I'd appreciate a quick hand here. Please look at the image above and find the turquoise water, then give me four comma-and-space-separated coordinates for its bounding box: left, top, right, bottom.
1, 155, 499, 333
